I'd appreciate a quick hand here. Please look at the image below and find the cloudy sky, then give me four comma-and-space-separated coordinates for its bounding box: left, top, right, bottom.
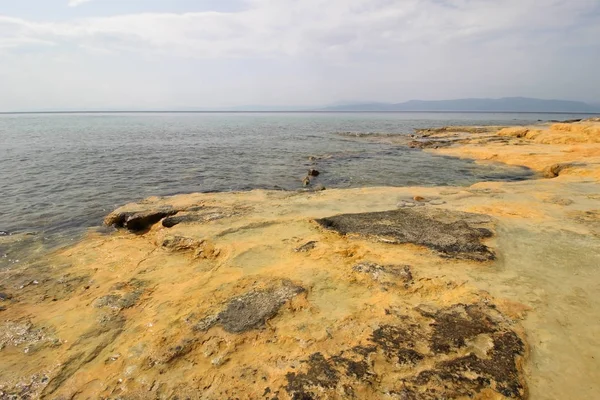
1, 0, 599, 111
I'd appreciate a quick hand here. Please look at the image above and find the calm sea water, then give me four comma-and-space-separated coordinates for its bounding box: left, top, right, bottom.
0, 112, 591, 238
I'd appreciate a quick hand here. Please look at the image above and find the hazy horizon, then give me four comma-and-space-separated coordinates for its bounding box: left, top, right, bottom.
1, 0, 599, 111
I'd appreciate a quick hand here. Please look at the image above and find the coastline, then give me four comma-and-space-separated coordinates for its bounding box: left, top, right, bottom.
1, 119, 599, 399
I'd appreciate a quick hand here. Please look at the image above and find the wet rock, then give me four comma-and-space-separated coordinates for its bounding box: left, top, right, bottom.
302, 176, 311, 187
307, 169, 320, 177
316, 208, 495, 261
194, 281, 305, 333
294, 241, 317, 253
104, 208, 178, 232
408, 140, 452, 149
0, 231, 10, 236
353, 262, 413, 288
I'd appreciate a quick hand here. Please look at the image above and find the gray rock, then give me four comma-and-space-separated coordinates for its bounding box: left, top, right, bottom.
315, 208, 495, 261
194, 281, 305, 333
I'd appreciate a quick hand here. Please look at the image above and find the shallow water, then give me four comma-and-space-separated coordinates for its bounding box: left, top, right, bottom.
2, 111, 589, 237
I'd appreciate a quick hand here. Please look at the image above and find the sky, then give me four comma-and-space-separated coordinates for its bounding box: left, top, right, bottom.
0, 0, 599, 111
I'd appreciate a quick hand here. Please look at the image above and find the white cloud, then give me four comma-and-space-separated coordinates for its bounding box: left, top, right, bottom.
68, 0, 93, 7
1, 0, 596, 59
0, 0, 599, 109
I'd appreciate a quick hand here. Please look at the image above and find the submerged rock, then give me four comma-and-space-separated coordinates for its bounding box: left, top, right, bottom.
307, 169, 320, 177
316, 208, 495, 261
194, 281, 305, 333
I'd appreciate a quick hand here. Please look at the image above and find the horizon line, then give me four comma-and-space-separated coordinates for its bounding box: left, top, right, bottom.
1, 110, 599, 115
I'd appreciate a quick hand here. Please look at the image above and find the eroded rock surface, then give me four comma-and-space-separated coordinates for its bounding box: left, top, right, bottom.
283, 303, 527, 400
316, 208, 495, 261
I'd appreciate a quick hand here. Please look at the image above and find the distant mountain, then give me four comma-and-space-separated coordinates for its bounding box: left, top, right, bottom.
321, 97, 600, 113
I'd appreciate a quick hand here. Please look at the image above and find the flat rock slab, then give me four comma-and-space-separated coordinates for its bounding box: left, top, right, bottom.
316, 208, 495, 261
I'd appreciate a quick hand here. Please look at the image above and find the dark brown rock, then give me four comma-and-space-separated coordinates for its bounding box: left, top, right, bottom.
104, 208, 178, 232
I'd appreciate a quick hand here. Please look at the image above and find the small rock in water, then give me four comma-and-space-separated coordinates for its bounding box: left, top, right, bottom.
302, 176, 311, 187
307, 169, 320, 177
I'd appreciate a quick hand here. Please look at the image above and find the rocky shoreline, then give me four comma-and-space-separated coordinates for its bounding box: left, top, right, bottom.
1, 119, 599, 399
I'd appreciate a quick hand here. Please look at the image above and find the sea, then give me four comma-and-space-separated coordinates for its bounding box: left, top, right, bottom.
0, 111, 594, 259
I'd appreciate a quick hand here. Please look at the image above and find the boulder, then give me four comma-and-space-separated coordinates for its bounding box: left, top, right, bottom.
104, 208, 178, 232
